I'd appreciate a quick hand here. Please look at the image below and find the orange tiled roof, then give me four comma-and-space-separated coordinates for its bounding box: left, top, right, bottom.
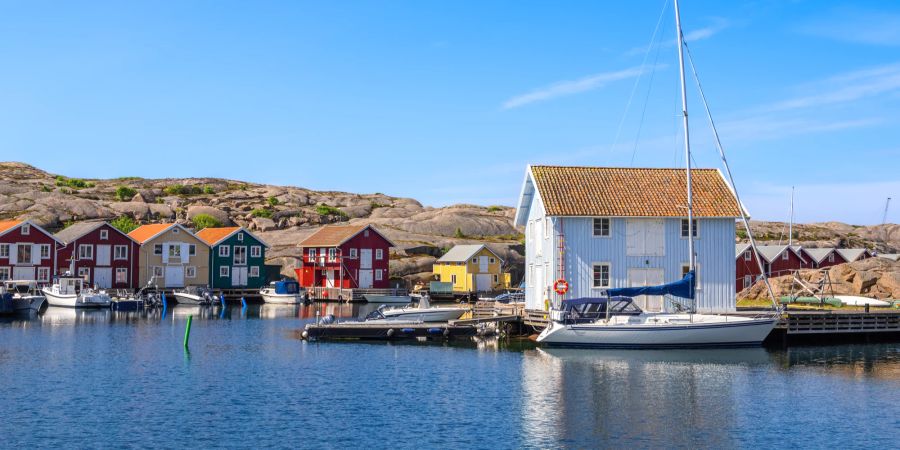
195, 227, 241, 246
0, 220, 22, 234
128, 223, 174, 244
299, 224, 374, 247
530, 166, 743, 217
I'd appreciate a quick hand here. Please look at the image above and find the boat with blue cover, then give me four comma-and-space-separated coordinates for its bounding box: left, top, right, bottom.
260, 280, 307, 304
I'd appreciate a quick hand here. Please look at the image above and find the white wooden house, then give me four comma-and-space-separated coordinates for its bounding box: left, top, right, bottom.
514, 165, 744, 313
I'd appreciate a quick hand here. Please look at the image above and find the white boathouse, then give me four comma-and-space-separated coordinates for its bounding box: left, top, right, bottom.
514, 165, 744, 314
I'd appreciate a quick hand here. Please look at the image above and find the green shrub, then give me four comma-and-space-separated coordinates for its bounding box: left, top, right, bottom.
454, 227, 465, 238
55, 176, 93, 189
251, 208, 273, 218
370, 202, 388, 209
40, 185, 52, 192
203, 186, 215, 195
267, 196, 279, 207
192, 213, 222, 230
114, 186, 137, 201
164, 184, 201, 196
487, 205, 504, 212
316, 204, 347, 218
110, 216, 139, 234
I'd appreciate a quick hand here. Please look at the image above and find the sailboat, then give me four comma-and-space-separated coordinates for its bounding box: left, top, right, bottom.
537, 0, 780, 348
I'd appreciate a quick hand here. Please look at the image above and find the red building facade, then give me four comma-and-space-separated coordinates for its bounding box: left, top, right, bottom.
735, 244, 761, 292
296, 224, 394, 289
55, 221, 141, 289
0, 220, 60, 285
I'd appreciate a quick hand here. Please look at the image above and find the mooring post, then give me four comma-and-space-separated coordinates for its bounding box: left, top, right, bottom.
241, 297, 247, 309
220, 294, 226, 307
184, 315, 193, 349
161, 292, 168, 319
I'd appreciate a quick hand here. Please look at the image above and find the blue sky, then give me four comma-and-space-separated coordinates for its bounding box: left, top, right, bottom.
0, 1, 898, 224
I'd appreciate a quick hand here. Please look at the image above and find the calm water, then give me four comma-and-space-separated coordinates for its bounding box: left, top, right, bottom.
1, 304, 899, 449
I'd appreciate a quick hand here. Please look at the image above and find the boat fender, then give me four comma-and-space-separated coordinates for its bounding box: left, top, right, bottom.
427, 327, 442, 335
386, 328, 394, 337
301, 330, 308, 340
401, 328, 414, 334
321, 314, 336, 325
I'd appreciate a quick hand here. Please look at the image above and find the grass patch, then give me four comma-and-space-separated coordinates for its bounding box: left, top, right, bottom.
267, 196, 279, 207
316, 204, 348, 218
163, 184, 203, 196
192, 213, 222, 230
55, 176, 94, 189
486, 205, 504, 213
251, 208, 273, 219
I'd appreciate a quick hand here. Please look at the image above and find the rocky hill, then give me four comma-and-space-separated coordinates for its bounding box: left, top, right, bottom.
739, 220, 900, 253
739, 257, 900, 300
0, 162, 524, 284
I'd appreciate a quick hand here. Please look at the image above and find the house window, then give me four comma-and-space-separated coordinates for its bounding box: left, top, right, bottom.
234, 246, 247, 265
743, 250, 751, 261
153, 266, 164, 278
489, 257, 495, 264
17, 244, 31, 264
37, 267, 50, 282
172, 228, 179, 234
78, 244, 93, 260
308, 248, 316, 262
114, 245, 128, 260
220, 266, 230, 277
493, 274, 499, 283
185, 266, 196, 278
592, 263, 610, 288
682, 264, 701, 289
250, 246, 262, 258
0, 267, 9, 280
21, 224, 30, 235
828, 253, 834, 263
168, 245, 181, 259
154, 244, 163, 255
593, 218, 611, 237
364, 229, 370, 237
250, 266, 260, 277
743, 275, 752, 290
189, 245, 196, 256
451, 274, 457, 284
472, 258, 477, 264
375, 249, 384, 260
77, 267, 90, 281
40, 244, 50, 259
0, 244, 8, 258
681, 219, 698, 238
782, 251, 789, 261
100, 229, 108, 240
327, 248, 336, 262
375, 269, 383, 281
219, 246, 230, 257
349, 248, 357, 259
116, 268, 128, 284
237, 233, 244, 242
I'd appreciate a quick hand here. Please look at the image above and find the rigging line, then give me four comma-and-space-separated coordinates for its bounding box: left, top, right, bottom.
629, 14, 668, 166
682, 40, 778, 308
608, 0, 670, 155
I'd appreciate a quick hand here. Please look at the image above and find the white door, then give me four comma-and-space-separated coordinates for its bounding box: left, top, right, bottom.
625, 219, 665, 257
479, 256, 489, 273
165, 266, 184, 288
326, 270, 335, 288
358, 270, 373, 288
627, 268, 665, 312
96, 245, 111, 266
94, 268, 112, 288
476, 274, 493, 292
232, 267, 248, 287
13, 267, 35, 280
360, 249, 372, 269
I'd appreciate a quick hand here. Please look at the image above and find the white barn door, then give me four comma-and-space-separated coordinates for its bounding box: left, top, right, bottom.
358, 270, 373, 288
96, 245, 111, 266
627, 268, 665, 312
360, 249, 372, 269
94, 268, 112, 288
232, 267, 248, 287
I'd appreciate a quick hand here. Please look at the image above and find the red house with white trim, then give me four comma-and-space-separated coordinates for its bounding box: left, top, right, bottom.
54, 221, 141, 289
735, 244, 806, 293
801, 247, 846, 269
0, 220, 60, 285
735, 243, 761, 292
296, 224, 394, 289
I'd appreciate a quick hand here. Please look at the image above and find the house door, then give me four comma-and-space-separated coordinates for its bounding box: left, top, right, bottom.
476, 274, 492, 292
325, 270, 335, 288
96, 245, 111, 266
358, 270, 373, 288
627, 268, 665, 312
360, 249, 372, 269
13, 267, 34, 280
479, 256, 489, 273
94, 268, 112, 288
165, 266, 184, 288
232, 267, 248, 287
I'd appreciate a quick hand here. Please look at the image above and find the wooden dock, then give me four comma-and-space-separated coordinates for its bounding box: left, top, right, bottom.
306, 287, 408, 302
302, 322, 477, 341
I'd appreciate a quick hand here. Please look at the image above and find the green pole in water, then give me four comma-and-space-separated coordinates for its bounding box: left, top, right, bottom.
184, 315, 193, 349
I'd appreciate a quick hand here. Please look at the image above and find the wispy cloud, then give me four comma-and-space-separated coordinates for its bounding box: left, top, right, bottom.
626, 18, 729, 56
717, 116, 883, 142
798, 9, 900, 46
501, 66, 650, 109
763, 63, 900, 112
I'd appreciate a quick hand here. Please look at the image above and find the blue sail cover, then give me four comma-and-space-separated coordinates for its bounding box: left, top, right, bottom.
274, 280, 300, 295
606, 271, 695, 300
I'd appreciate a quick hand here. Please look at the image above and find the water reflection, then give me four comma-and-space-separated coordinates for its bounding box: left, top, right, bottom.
772, 345, 900, 381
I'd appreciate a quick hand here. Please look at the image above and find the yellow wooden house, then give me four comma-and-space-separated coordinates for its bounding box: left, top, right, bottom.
433, 244, 510, 292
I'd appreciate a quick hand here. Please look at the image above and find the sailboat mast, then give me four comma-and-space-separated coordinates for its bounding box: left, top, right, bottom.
674, 0, 694, 271
789, 186, 794, 246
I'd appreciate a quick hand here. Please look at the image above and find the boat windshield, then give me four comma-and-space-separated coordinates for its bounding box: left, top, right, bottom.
561, 297, 642, 323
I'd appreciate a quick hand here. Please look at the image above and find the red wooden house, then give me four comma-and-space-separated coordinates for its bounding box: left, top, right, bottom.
295, 224, 394, 289
0, 220, 60, 285
836, 248, 872, 264
801, 247, 846, 269
735, 243, 760, 292
735, 244, 806, 292
54, 221, 141, 289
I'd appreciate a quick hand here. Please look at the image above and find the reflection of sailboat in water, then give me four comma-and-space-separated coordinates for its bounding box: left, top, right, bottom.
41, 306, 111, 325
537, 0, 779, 349
537, 346, 772, 366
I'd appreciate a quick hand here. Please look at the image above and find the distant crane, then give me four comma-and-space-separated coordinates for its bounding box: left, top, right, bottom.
883, 197, 892, 226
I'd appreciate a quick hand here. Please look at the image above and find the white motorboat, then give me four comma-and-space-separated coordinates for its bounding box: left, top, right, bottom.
366, 294, 466, 322
835, 295, 891, 307
363, 294, 412, 304
260, 280, 307, 304
537, 297, 777, 349
42, 276, 111, 308
2, 280, 47, 313
173, 286, 217, 305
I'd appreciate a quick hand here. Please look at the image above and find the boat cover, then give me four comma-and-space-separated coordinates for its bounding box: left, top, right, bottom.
274, 280, 300, 295
605, 271, 694, 300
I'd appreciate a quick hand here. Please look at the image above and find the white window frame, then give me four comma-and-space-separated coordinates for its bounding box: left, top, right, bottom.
185, 266, 197, 278
250, 266, 260, 277
168, 245, 181, 259
250, 245, 262, 258
234, 246, 247, 266
114, 245, 128, 260
0, 267, 9, 280
743, 250, 751, 261
37, 267, 50, 282
152, 266, 164, 278
544, 217, 550, 239
100, 229, 108, 240
489, 257, 495, 264
237, 232, 244, 242
16, 244, 32, 265
349, 248, 357, 259
219, 246, 230, 257
828, 253, 835, 263
471, 257, 477, 264
327, 248, 336, 262
116, 268, 128, 284
743, 274, 751, 289
375, 248, 384, 260
375, 269, 383, 281
680, 219, 699, 239
220, 266, 230, 277
21, 223, 30, 235
782, 251, 789, 261
78, 244, 93, 260
450, 274, 457, 284
308, 248, 316, 262
40, 244, 50, 259
77, 266, 91, 280
0, 244, 8, 258
591, 263, 611, 289
592, 217, 611, 237
189, 245, 196, 256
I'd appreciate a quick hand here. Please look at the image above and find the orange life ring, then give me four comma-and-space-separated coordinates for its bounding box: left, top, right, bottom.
553, 279, 569, 295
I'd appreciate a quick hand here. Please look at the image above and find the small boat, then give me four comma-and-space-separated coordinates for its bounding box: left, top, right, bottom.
365, 294, 466, 322
42, 276, 111, 308
173, 286, 217, 305
260, 280, 307, 304
2, 280, 47, 314
363, 294, 412, 304
835, 295, 891, 307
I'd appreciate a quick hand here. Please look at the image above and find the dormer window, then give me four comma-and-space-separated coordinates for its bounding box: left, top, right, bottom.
744, 250, 751, 261
828, 253, 834, 263
782, 251, 789, 261
100, 229, 109, 240
238, 233, 244, 241
21, 224, 30, 235
172, 228, 179, 234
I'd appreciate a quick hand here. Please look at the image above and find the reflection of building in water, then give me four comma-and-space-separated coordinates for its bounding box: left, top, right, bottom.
775, 345, 900, 381
522, 349, 771, 447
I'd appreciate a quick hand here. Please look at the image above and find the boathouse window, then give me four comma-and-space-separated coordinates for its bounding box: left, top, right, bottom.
37, 267, 50, 282
0, 244, 7, 258
21, 224, 30, 235
744, 250, 751, 261
489, 257, 495, 264
782, 251, 789, 261
168, 245, 181, 259
234, 247, 247, 265
189, 245, 196, 256
364, 229, 370, 237
375, 269, 383, 281
743, 275, 751, 290
327, 248, 336, 262
472, 258, 477, 264
0, 267, 9, 280
375, 249, 383, 260
154, 244, 163, 255
308, 248, 316, 262
220, 266, 230, 277
493, 274, 499, 283
250, 266, 259, 277
100, 229, 108, 240
78, 244, 93, 260
828, 253, 835, 263
680, 219, 698, 238
40, 244, 50, 259
116, 268, 127, 284
349, 248, 357, 259
114, 245, 128, 260
185, 266, 196, 278
77, 267, 90, 281
593, 218, 611, 237
592, 263, 610, 288
17, 244, 31, 264
219, 246, 230, 257
250, 246, 262, 258
153, 266, 164, 278
237, 233, 244, 242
